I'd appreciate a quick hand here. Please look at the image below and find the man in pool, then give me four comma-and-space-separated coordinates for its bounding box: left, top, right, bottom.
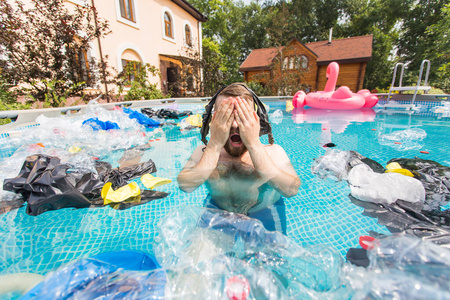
177, 83, 301, 234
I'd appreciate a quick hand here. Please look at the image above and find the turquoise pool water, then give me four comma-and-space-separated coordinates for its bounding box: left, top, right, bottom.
1, 101, 449, 280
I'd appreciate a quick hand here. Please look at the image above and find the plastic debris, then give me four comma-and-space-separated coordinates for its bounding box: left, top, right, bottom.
348, 163, 425, 204
68, 146, 82, 153
185, 114, 203, 127
19, 207, 450, 299
387, 157, 450, 210
270, 109, 283, 124
141, 174, 172, 189
378, 128, 427, 150
101, 182, 141, 205
123, 107, 161, 127
385, 162, 414, 177
82, 117, 120, 131
3, 154, 101, 215
141, 107, 192, 119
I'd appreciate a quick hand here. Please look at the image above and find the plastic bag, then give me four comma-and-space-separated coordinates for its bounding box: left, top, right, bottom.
123, 107, 161, 127
270, 109, 283, 124
82, 117, 120, 131
348, 163, 425, 204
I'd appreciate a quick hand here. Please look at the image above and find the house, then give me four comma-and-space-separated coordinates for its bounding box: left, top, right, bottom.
65, 0, 207, 96
239, 35, 373, 93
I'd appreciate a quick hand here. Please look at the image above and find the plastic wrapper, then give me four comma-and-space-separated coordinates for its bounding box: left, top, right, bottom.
348, 163, 425, 204
154, 206, 346, 299
387, 158, 450, 210
141, 107, 192, 119
349, 196, 450, 248
3, 105, 148, 160
378, 128, 427, 150
2, 154, 165, 215
433, 101, 450, 117
22, 206, 352, 299
123, 107, 161, 127
100, 159, 157, 189
311, 149, 352, 181
269, 109, 283, 124
82, 117, 120, 131
19, 207, 450, 299
3, 154, 102, 215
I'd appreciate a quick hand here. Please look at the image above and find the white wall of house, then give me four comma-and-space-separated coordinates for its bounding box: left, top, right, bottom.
64, 0, 203, 91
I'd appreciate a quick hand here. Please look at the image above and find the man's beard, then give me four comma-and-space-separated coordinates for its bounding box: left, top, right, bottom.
224, 139, 247, 157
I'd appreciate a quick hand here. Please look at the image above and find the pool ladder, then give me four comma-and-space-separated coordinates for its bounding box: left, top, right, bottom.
386, 60, 431, 108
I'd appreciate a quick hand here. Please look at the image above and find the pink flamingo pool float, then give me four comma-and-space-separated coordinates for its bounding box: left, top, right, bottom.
293, 62, 378, 110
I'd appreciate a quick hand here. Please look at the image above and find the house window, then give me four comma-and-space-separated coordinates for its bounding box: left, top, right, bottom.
121, 59, 140, 84
119, 0, 135, 22
185, 24, 192, 46
289, 57, 295, 69
283, 57, 288, 69
76, 48, 91, 83
164, 12, 173, 38
301, 55, 308, 69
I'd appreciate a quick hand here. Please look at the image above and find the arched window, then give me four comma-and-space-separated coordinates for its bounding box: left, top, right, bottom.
185, 24, 192, 46
164, 12, 173, 38
120, 49, 142, 85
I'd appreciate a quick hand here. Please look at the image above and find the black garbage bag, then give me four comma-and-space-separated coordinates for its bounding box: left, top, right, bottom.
3, 155, 168, 216
141, 108, 192, 119
387, 157, 450, 210
348, 151, 385, 174
99, 159, 157, 189
3, 154, 102, 216
349, 195, 450, 248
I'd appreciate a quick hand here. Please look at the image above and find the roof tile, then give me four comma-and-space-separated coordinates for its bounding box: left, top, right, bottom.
239, 35, 373, 71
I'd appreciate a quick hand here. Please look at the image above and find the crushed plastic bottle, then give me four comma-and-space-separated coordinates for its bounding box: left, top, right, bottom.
378, 128, 427, 150
270, 109, 283, 125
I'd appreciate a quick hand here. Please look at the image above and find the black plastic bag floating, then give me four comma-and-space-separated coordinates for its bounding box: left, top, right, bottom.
141, 108, 192, 119
3, 154, 168, 216
387, 157, 450, 210
3, 155, 98, 216
100, 159, 156, 189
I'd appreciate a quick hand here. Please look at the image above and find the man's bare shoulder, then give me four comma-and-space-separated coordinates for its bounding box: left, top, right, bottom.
264, 144, 287, 155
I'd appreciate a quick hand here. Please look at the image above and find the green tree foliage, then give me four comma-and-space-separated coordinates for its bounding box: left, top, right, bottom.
0, 0, 110, 102
425, 3, 450, 93
337, 0, 411, 90
397, 0, 447, 86
117, 63, 165, 101
191, 0, 448, 93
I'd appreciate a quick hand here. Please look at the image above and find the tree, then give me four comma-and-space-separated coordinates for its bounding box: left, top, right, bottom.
116, 63, 165, 101
174, 37, 225, 97
396, 0, 447, 87
251, 44, 308, 96
0, 0, 110, 105
337, 0, 411, 90
424, 3, 450, 93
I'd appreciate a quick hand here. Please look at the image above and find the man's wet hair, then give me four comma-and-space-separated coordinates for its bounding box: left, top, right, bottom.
200, 83, 274, 145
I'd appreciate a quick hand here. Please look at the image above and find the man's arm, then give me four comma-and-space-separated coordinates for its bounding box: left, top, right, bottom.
234, 97, 301, 197
177, 97, 235, 193
177, 144, 221, 193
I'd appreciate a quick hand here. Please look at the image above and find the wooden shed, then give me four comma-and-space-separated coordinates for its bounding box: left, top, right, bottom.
239, 35, 373, 92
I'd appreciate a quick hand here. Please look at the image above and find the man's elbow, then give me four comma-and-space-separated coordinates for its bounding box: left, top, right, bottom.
178, 183, 196, 193
177, 174, 196, 193
283, 177, 301, 198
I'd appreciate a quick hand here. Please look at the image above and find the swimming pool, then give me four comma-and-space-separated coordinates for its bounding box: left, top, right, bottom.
0, 100, 449, 295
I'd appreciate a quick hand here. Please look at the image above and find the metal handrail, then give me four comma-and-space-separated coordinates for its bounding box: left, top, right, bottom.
387, 59, 431, 105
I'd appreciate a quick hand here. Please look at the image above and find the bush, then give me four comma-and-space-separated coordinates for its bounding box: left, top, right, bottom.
246, 81, 272, 96
117, 63, 166, 101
